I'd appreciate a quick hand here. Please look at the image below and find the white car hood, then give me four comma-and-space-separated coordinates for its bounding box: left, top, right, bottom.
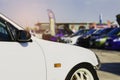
33, 37, 98, 66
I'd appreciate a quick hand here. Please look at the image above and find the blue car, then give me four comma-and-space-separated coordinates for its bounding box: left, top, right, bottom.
89, 28, 114, 47
76, 29, 97, 47
60, 29, 88, 44
105, 35, 120, 50
95, 28, 120, 48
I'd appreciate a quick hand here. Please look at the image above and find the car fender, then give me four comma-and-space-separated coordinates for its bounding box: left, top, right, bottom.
35, 38, 99, 80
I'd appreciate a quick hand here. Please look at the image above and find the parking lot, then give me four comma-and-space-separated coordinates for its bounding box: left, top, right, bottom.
90, 49, 120, 80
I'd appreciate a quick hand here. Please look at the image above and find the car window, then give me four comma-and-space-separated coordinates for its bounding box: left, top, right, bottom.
0, 20, 11, 41
108, 28, 120, 36
7, 22, 18, 40
85, 29, 96, 35
94, 29, 103, 34
73, 30, 84, 36
94, 28, 113, 35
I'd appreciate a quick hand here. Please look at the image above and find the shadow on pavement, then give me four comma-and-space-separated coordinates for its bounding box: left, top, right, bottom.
100, 63, 120, 75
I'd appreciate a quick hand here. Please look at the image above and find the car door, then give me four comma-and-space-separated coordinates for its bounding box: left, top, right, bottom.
0, 17, 46, 80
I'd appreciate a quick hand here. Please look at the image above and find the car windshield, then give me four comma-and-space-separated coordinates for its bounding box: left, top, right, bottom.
84, 29, 96, 35
93, 29, 103, 35
93, 28, 113, 35
107, 28, 120, 36
72, 29, 86, 36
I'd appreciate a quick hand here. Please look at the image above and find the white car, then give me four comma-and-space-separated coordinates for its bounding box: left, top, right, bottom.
61, 29, 87, 44
0, 13, 100, 80
61, 35, 81, 44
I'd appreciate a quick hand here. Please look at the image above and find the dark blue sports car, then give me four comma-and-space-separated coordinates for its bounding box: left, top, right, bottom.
105, 35, 120, 50
76, 29, 97, 47
95, 28, 120, 48
89, 28, 114, 47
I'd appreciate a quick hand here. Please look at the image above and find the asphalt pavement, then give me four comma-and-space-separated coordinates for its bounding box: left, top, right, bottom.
90, 49, 120, 80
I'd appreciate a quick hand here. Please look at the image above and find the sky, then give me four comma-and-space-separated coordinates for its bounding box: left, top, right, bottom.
0, 0, 120, 27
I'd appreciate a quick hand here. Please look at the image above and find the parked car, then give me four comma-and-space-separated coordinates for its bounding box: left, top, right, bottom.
42, 29, 65, 42
60, 29, 88, 44
105, 33, 120, 50
105, 37, 120, 50
89, 28, 114, 47
0, 13, 100, 80
76, 29, 97, 47
95, 28, 120, 48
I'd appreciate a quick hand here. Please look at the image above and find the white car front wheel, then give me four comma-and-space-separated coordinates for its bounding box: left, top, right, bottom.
66, 64, 99, 80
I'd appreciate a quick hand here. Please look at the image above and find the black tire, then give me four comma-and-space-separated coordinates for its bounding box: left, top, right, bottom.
65, 63, 99, 80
